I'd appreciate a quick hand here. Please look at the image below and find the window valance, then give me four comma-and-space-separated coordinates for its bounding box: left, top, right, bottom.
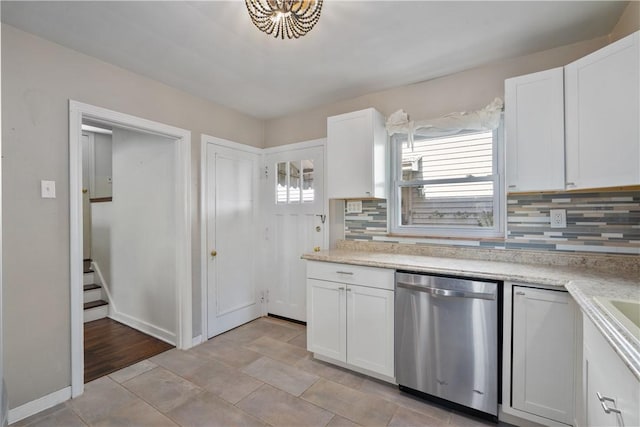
386, 98, 504, 140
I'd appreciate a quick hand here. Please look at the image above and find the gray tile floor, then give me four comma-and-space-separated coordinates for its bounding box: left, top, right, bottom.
14, 317, 500, 427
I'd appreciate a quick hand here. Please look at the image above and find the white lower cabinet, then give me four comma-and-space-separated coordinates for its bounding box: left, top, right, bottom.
307, 279, 346, 362
346, 284, 394, 376
306, 261, 394, 380
583, 317, 640, 427
503, 283, 576, 426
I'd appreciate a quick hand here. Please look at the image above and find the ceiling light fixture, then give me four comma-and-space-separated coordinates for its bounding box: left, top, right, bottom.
245, 0, 323, 40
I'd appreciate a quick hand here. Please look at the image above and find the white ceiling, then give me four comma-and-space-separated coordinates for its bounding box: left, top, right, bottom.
1, 1, 628, 119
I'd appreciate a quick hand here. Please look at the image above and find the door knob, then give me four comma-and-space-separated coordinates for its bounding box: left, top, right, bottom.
82, 188, 88, 194
211, 250, 217, 257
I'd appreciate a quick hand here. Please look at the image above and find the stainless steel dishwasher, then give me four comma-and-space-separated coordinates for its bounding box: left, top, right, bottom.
395, 271, 499, 419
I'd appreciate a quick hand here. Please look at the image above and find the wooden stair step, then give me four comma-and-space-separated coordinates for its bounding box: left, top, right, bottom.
84, 284, 101, 291
84, 300, 108, 310
84, 268, 95, 274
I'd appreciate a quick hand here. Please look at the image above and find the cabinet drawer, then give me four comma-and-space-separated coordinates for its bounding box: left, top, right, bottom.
306, 261, 394, 290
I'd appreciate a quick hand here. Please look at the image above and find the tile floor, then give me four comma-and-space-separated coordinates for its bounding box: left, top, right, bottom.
14, 317, 504, 427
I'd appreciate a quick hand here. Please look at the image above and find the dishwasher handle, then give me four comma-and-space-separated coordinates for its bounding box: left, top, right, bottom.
396, 281, 496, 300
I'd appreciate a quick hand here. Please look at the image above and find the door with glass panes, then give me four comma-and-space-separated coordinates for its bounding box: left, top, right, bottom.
264, 144, 325, 321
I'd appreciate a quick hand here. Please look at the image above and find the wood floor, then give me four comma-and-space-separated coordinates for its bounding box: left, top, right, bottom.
84, 318, 174, 383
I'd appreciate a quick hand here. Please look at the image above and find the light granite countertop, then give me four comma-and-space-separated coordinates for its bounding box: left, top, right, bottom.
302, 249, 640, 380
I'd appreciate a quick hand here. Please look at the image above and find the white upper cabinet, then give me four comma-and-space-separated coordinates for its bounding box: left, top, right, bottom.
565, 31, 640, 189
505, 67, 565, 192
327, 108, 387, 199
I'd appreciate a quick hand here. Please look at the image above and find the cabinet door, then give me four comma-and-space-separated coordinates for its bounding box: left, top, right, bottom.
306, 279, 346, 362
565, 31, 640, 189
512, 287, 575, 424
505, 68, 565, 192
327, 108, 386, 199
345, 284, 394, 377
584, 318, 640, 427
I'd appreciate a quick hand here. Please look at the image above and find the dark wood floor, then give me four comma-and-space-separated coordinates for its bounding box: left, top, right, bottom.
84, 318, 174, 383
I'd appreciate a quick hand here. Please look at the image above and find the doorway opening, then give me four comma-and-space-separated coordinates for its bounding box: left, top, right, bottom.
69, 101, 192, 397
81, 120, 180, 382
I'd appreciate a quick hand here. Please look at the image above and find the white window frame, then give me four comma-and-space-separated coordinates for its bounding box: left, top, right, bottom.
389, 123, 505, 238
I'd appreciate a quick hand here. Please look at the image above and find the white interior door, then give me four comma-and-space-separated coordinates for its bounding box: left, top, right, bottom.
264, 144, 325, 321
81, 132, 93, 261
206, 143, 261, 338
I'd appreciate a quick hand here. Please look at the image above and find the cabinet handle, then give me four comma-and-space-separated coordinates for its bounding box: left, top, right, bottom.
346, 288, 352, 292
336, 271, 354, 275
597, 392, 622, 415
516, 291, 525, 296
566, 182, 575, 187
508, 185, 517, 189
338, 287, 345, 291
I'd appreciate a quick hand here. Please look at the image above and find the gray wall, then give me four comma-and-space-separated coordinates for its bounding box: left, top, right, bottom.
263, 36, 609, 147
108, 128, 177, 341
262, 0, 639, 148
1, 24, 263, 409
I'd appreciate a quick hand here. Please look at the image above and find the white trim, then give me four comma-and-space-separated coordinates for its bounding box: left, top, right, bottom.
200, 138, 208, 341
69, 100, 192, 400
109, 312, 176, 345
7, 387, 71, 425
202, 134, 263, 154
192, 335, 203, 347
263, 138, 325, 153
93, 262, 176, 345
0, 21, 5, 427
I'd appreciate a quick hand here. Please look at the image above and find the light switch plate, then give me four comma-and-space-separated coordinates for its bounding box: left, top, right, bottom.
346, 200, 363, 214
550, 209, 567, 228
41, 180, 56, 198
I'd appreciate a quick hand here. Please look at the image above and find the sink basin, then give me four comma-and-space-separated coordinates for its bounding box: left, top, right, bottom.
611, 300, 640, 329
595, 297, 640, 341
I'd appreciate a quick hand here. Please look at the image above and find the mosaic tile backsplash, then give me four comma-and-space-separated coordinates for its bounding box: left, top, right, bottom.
344, 190, 640, 255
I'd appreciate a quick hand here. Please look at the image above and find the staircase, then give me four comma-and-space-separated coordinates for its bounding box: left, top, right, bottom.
83, 259, 109, 322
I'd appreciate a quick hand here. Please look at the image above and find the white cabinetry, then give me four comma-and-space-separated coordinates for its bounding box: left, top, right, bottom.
505, 67, 565, 192
502, 283, 576, 426
583, 317, 640, 427
504, 31, 639, 192
306, 261, 394, 380
327, 108, 387, 199
565, 31, 640, 189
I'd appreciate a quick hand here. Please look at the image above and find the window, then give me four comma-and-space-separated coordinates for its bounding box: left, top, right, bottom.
276, 160, 315, 204
390, 127, 503, 237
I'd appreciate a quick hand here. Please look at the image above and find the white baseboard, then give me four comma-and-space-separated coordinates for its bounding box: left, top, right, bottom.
8, 386, 71, 425
312, 353, 396, 385
109, 312, 176, 346
192, 335, 203, 347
